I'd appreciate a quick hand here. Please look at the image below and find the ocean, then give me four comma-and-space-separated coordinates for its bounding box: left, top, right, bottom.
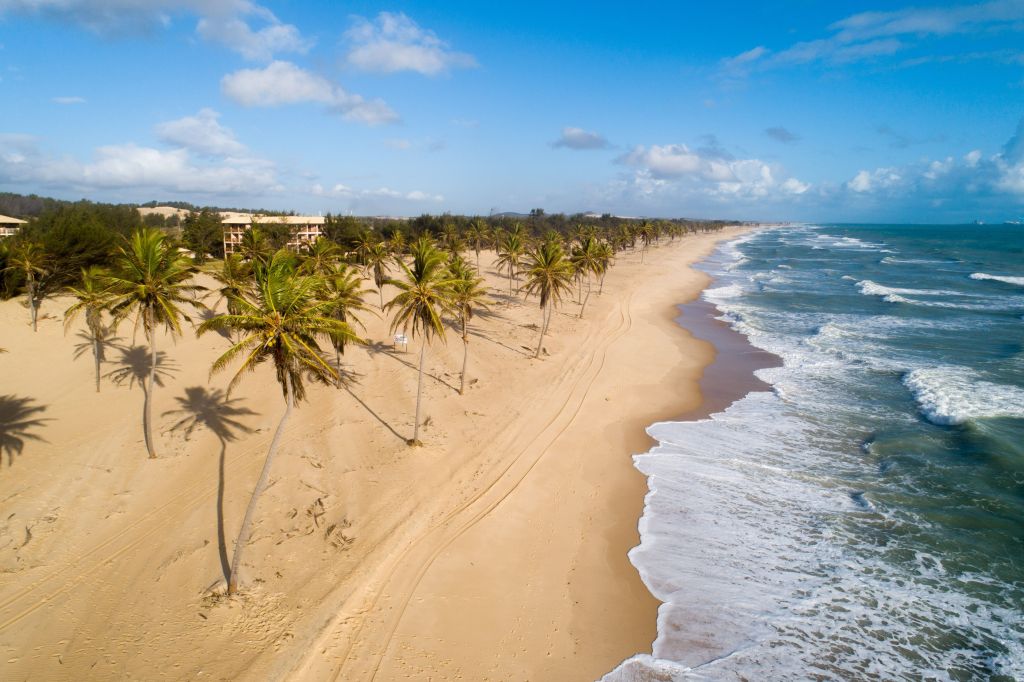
605, 224, 1024, 681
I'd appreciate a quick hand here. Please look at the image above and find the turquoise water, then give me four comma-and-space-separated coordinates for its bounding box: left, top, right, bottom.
607, 225, 1024, 681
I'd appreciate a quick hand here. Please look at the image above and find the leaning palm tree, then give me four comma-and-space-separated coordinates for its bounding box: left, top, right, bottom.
522, 240, 575, 359
104, 228, 204, 459
494, 232, 525, 298
197, 251, 358, 595
4, 241, 50, 331
448, 256, 491, 395
64, 266, 113, 392
384, 238, 458, 445
321, 262, 373, 385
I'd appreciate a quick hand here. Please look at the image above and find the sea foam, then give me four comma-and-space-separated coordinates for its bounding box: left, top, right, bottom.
902, 366, 1024, 425
970, 272, 1024, 286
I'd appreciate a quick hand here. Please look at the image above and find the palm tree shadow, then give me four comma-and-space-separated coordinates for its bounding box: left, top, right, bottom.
71, 328, 122, 364
105, 345, 178, 391
343, 385, 406, 443
197, 308, 232, 341
0, 395, 50, 468
163, 387, 257, 587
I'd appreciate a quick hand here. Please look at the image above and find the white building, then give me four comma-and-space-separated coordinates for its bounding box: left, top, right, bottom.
0, 214, 26, 239
221, 213, 327, 256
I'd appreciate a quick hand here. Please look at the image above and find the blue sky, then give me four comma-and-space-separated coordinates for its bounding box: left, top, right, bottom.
1, 0, 1023, 221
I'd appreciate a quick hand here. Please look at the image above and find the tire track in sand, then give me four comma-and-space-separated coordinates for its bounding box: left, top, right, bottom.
288, 290, 635, 681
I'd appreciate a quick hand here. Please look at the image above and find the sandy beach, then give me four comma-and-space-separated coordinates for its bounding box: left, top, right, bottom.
0, 226, 747, 681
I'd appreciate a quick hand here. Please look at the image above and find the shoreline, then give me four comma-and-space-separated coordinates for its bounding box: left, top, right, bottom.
324, 227, 754, 681
0, 227, 750, 681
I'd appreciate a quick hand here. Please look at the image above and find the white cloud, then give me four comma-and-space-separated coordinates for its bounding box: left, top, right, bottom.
155, 108, 245, 156
344, 12, 477, 76
842, 119, 1024, 203
552, 127, 610, 150
196, 10, 311, 61
0, 134, 279, 195
722, 1, 1024, 76
52, 95, 86, 104
311, 182, 444, 208
221, 61, 398, 125
617, 142, 810, 201
0, 0, 310, 60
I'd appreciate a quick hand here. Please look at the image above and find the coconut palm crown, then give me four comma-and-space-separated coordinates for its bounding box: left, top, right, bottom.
522, 240, 575, 358
104, 227, 204, 458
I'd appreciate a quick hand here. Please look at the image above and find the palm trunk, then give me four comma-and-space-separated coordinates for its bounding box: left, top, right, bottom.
216, 438, 230, 586
459, 316, 468, 395
412, 342, 426, 444
144, 313, 158, 459
378, 287, 384, 310
93, 335, 102, 393
534, 302, 548, 358
508, 270, 514, 297
475, 247, 480, 273
27, 280, 38, 332
228, 373, 294, 595
599, 272, 606, 295
579, 275, 592, 319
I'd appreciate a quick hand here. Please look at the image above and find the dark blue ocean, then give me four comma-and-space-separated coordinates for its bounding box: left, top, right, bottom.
607, 225, 1024, 681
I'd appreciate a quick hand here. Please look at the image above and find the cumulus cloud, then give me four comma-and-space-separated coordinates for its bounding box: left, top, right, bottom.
155, 108, 246, 156
0, 133, 279, 195
552, 127, 610, 150
721, 1, 1024, 76
52, 96, 86, 104
196, 7, 311, 61
616, 142, 810, 201
344, 12, 477, 76
0, 0, 309, 60
221, 61, 398, 125
842, 118, 1024, 206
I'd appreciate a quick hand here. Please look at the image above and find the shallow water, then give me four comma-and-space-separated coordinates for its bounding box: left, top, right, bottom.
606, 224, 1024, 681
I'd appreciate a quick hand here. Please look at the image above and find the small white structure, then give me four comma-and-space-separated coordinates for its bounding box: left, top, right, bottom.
393, 333, 409, 352
0, 214, 26, 239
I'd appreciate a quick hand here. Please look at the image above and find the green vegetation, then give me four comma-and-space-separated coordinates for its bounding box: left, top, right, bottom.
0, 190, 737, 594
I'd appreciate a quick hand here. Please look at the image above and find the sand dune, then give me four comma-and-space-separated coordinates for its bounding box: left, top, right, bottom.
0, 227, 745, 680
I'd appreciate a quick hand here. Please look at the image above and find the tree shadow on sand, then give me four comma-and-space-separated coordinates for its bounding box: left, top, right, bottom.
72, 327, 123, 393
164, 386, 257, 587
0, 395, 50, 468
364, 341, 460, 392
105, 344, 178, 391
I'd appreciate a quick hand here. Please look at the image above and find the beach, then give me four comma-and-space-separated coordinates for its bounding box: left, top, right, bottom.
0, 226, 747, 681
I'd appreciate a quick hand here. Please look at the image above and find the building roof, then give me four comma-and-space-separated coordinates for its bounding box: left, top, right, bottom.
0, 214, 27, 225
220, 212, 325, 226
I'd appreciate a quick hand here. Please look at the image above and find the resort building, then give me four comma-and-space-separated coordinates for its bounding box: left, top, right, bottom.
221, 213, 327, 256
0, 214, 26, 239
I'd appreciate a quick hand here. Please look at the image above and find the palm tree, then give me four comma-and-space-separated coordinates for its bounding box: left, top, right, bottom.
571, 236, 603, 319
494, 232, 525, 298
387, 230, 407, 257
64, 266, 112, 392
448, 256, 491, 395
522, 241, 575, 359
238, 228, 271, 264
4, 241, 50, 331
212, 255, 253, 343
363, 241, 391, 309
197, 250, 357, 595
300, 238, 342, 276
321, 263, 372, 385
384, 238, 458, 445
104, 228, 204, 459
638, 222, 655, 263
596, 241, 614, 295
465, 220, 487, 273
